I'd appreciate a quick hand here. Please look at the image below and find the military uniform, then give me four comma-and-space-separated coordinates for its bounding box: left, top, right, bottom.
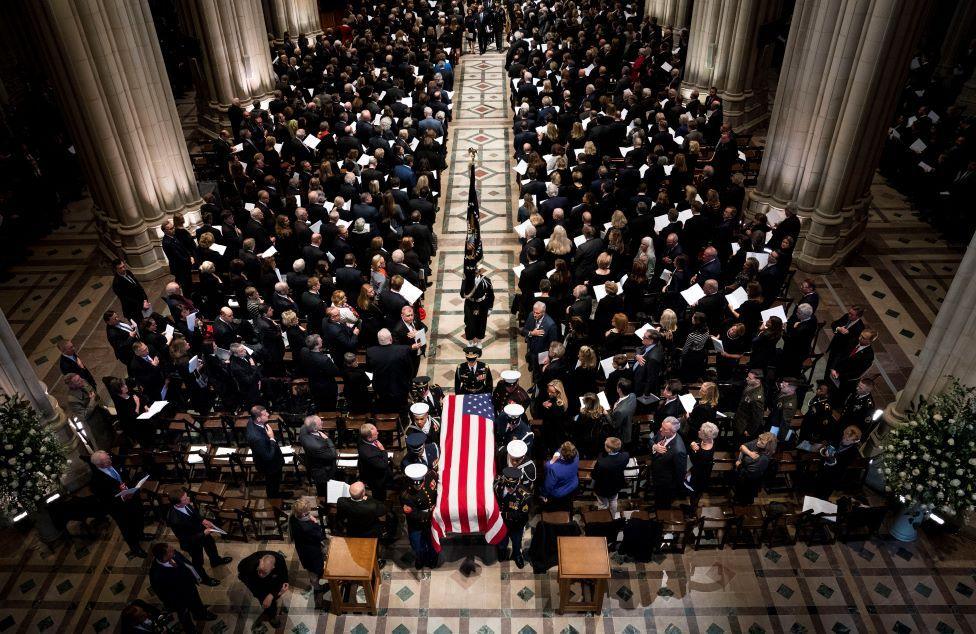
734, 384, 766, 441
405, 401, 440, 442
410, 376, 444, 418
402, 464, 438, 568
838, 391, 875, 437
492, 379, 531, 413
401, 432, 440, 473
455, 360, 493, 394
495, 413, 535, 459
800, 391, 834, 443
494, 467, 533, 568
462, 274, 494, 341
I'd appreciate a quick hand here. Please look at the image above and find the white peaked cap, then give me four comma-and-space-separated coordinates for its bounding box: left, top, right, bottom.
410, 402, 430, 416
507, 439, 528, 458
503, 403, 525, 418
501, 370, 521, 382
405, 463, 428, 481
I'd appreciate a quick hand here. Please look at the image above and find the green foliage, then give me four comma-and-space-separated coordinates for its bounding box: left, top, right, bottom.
0, 394, 68, 517
880, 378, 976, 516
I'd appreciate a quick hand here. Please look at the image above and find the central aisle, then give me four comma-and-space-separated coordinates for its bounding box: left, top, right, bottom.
421, 49, 526, 390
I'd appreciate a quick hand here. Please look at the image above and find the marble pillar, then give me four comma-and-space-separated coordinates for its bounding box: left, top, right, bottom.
748, 0, 932, 273
179, 0, 277, 136
884, 235, 976, 429
644, 0, 691, 29
0, 309, 86, 490
28, 0, 203, 280
266, 0, 322, 43
681, 0, 774, 131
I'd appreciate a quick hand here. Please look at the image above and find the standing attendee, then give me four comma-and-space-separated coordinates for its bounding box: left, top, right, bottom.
111, 259, 149, 322
336, 481, 387, 538
824, 306, 865, 377
165, 486, 231, 585
521, 301, 558, 378
830, 329, 877, 406
149, 543, 218, 632
592, 437, 630, 518
649, 417, 687, 509
289, 498, 326, 591
734, 370, 766, 443
161, 219, 194, 291
685, 422, 718, 515
298, 415, 337, 496
366, 328, 419, 411
63, 373, 113, 450
88, 450, 148, 557
733, 432, 777, 504
540, 441, 580, 512
246, 405, 285, 499
358, 423, 394, 502
237, 551, 290, 628
610, 379, 637, 452
57, 339, 96, 388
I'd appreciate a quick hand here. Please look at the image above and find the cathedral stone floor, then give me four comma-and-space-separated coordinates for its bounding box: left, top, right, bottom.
1, 50, 974, 634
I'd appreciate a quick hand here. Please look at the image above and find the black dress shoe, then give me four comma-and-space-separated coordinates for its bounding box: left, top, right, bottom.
513, 553, 525, 569
202, 578, 221, 586
211, 556, 233, 566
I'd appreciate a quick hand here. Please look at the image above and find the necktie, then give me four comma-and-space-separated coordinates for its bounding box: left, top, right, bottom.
109, 467, 121, 481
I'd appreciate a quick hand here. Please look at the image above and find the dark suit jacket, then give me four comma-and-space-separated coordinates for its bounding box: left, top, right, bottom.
835, 345, 874, 382
650, 433, 687, 489
366, 344, 414, 402
633, 344, 664, 395
299, 426, 337, 484
245, 420, 284, 474
378, 289, 409, 323
59, 355, 96, 389
149, 552, 202, 610
336, 497, 386, 537
592, 451, 631, 498
335, 266, 365, 299
112, 274, 148, 320
357, 439, 394, 496
322, 320, 359, 356
166, 504, 209, 551
128, 355, 165, 400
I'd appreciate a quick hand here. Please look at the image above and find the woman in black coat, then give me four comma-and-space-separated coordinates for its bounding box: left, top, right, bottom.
289, 498, 325, 589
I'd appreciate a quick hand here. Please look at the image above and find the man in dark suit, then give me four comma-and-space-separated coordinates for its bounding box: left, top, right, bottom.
165, 486, 231, 584
521, 301, 558, 377
656, 380, 686, 426
237, 550, 289, 628
212, 307, 243, 349
792, 278, 821, 317
758, 250, 784, 306
518, 247, 548, 315
149, 543, 218, 631
302, 234, 327, 271
299, 415, 337, 496
104, 310, 139, 365
335, 253, 364, 297
592, 436, 630, 517
357, 424, 394, 502
696, 246, 722, 283
322, 307, 359, 357
88, 450, 148, 557
609, 379, 638, 450
366, 328, 418, 410
161, 219, 193, 291
781, 302, 818, 378
403, 211, 436, 266
342, 353, 373, 414
572, 227, 604, 280
824, 305, 865, 377
271, 283, 300, 319
379, 276, 411, 324
228, 343, 262, 407
336, 481, 387, 538
129, 342, 165, 401
770, 203, 802, 246
111, 259, 149, 321
298, 334, 340, 411
830, 329, 877, 406
694, 280, 729, 334
633, 330, 664, 396
649, 417, 687, 509
245, 405, 285, 499
57, 339, 96, 388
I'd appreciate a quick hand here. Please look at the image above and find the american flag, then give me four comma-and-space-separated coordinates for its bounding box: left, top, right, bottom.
431, 394, 507, 551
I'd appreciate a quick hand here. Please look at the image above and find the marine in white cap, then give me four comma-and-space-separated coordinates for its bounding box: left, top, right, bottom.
506, 438, 537, 483
401, 463, 438, 569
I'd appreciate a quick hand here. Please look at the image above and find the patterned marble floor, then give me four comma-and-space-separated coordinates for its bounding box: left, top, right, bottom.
2, 50, 976, 634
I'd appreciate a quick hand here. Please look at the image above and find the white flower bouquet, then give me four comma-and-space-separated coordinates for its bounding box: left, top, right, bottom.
0, 394, 68, 518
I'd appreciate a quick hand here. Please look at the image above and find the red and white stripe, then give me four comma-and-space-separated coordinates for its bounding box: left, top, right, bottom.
431, 395, 507, 552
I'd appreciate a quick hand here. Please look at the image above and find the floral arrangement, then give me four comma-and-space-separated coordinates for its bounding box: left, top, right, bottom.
880, 378, 976, 517
0, 394, 68, 518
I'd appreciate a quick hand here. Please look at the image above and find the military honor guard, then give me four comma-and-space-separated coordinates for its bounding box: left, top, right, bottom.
406, 402, 439, 439
494, 466, 533, 568
401, 431, 440, 473
410, 375, 444, 418
455, 346, 493, 394
492, 369, 531, 413
462, 266, 494, 347
402, 463, 438, 569
505, 438, 537, 485
496, 404, 534, 465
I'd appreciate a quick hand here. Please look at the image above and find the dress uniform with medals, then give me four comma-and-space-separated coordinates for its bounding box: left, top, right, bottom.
505, 438, 537, 485
455, 346, 493, 394
401, 431, 440, 473
461, 267, 494, 344
800, 382, 834, 443
406, 402, 440, 440
494, 466, 533, 568
495, 404, 534, 464
410, 375, 444, 418
838, 384, 875, 436
402, 463, 438, 569
492, 370, 531, 413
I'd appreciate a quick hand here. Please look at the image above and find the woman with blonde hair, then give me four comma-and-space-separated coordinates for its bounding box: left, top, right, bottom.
540, 379, 569, 453
658, 308, 680, 374
569, 346, 600, 402
369, 254, 388, 293
687, 382, 719, 441
331, 290, 358, 325
541, 441, 580, 512
546, 224, 573, 261
282, 309, 306, 353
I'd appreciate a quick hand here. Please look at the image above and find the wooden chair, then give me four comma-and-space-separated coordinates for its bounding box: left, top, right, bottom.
214, 496, 251, 541
246, 499, 288, 540
655, 509, 692, 553
761, 502, 802, 548
835, 504, 888, 542
694, 505, 735, 550
373, 413, 404, 450
728, 504, 766, 549
796, 510, 837, 545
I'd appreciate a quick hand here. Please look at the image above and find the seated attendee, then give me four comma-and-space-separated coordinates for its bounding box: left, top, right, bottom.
732, 432, 777, 504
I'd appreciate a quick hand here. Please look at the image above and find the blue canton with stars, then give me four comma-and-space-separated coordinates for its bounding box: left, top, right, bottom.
460, 394, 494, 421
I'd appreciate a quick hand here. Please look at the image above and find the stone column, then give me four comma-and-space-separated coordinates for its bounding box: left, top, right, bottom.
938, 0, 976, 75
0, 309, 87, 490
884, 235, 976, 430
27, 0, 203, 279
748, 0, 932, 273
179, 0, 277, 136
266, 0, 322, 43
681, 0, 774, 131
644, 0, 691, 29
